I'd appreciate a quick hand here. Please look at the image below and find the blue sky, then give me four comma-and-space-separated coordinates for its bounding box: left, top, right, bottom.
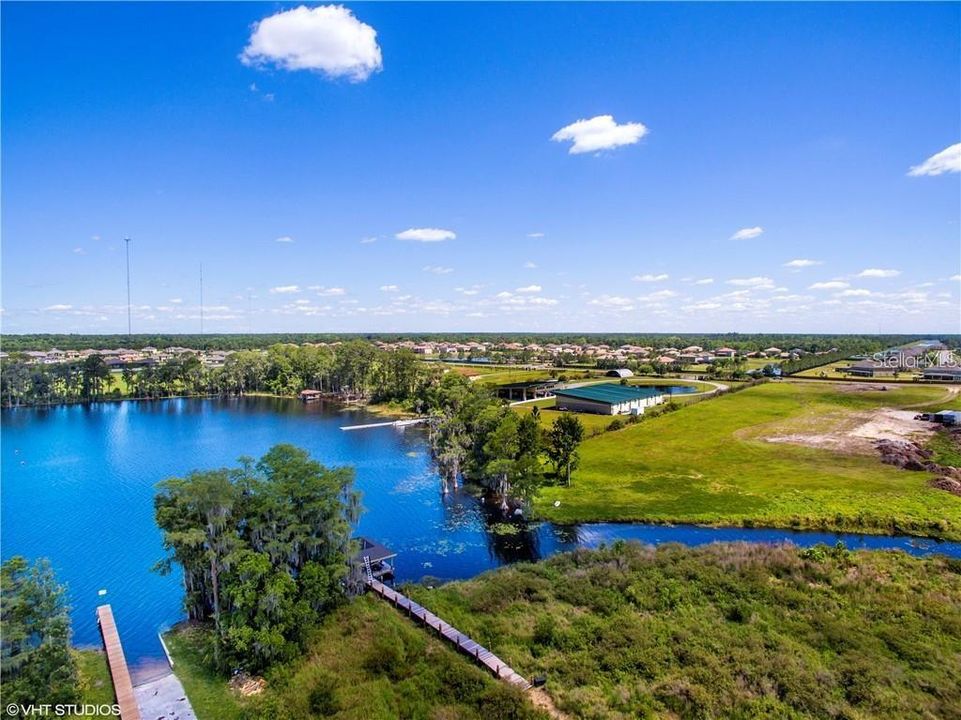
2, 2, 959, 334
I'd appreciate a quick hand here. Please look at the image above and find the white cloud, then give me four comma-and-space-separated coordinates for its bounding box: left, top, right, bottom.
784, 259, 822, 268
270, 285, 300, 294
694, 278, 714, 285
275, 236, 294, 243
808, 280, 850, 290
241, 5, 382, 82
516, 285, 541, 293
857, 268, 901, 278
951, 274, 961, 281
726, 276, 774, 288
683, 301, 722, 311
379, 284, 398, 292
527, 232, 545, 238
359, 236, 377, 244
72, 247, 86, 255
396, 228, 456, 242
523, 261, 538, 269
551, 115, 648, 155
169, 298, 183, 304
423, 265, 453, 275
44, 304, 72, 312
588, 295, 635, 310
730, 226, 764, 241
837, 289, 872, 297
907, 142, 961, 177
632, 273, 669, 282
308, 286, 346, 296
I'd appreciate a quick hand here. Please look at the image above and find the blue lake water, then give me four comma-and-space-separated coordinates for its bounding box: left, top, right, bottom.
3, 397, 960, 680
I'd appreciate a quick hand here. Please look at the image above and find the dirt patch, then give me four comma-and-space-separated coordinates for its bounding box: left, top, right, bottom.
766, 408, 936, 455
528, 687, 573, 720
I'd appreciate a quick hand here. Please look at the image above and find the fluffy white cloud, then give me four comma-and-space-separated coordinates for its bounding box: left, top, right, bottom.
169, 298, 183, 304
632, 273, 669, 282
784, 259, 822, 268
730, 227, 764, 241
275, 236, 294, 243
857, 268, 901, 278
726, 276, 774, 288
588, 294, 634, 310
516, 285, 541, 293
694, 278, 714, 285
359, 236, 377, 244
379, 284, 398, 292
312, 286, 346, 296
952, 274, 961, 281
241, 5, 382, 82
837, 289, 872, 297
551, 115, 648, 155
683, 301, 722, 311
523, 261, 538, 269
270, 285, 300, 294
907, 142, 961, 177
44, 304, 72, 311
422, 265, 453, 275
527, 232, 545, 238
808, 280, 850, 290
396, 228, 456, 242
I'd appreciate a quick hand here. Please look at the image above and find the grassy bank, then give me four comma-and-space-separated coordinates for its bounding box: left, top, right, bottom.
164, 603, 546, 720
167, 543, 961, 720
407, 542, 961, 720
534, 381, 961, 539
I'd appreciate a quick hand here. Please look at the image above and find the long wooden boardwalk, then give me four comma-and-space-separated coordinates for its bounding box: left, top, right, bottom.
96, 604, 142, 720
366, 578, 531, 689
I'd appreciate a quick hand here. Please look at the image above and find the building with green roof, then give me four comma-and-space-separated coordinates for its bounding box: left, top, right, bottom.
553, 383, 666, 415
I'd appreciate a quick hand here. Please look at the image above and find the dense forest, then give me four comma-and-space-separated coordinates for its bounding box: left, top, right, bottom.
0, 343, 436, 408
154, 445, 359, 671
3, 332, 956, 353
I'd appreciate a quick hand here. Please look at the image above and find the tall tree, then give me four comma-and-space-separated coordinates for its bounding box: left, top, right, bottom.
547, 414, 585, 486
1, 557, 79, 707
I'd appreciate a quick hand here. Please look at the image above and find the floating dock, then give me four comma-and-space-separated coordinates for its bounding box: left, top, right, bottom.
96, 605, 142, 720
365, 578, 531, 689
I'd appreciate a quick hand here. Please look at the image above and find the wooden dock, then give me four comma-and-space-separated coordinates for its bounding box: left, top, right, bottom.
96, 604, 142, 720
366, 579, 531, 689
340, 418, 428, 431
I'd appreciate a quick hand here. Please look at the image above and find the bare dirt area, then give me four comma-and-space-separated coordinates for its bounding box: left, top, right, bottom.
766, 408, 937, 455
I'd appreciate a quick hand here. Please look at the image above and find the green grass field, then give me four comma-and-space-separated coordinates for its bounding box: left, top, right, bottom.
407, 543, 961, 720
164, 602, 544, 720
533, 381, 961, 539
792, 360, 922, 381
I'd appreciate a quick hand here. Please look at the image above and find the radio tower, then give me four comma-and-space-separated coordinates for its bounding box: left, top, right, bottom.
200, 263, 205, 336
124, 238, 132, 341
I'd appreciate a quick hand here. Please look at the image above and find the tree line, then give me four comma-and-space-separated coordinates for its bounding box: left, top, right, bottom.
1, 342, 436, 408
423, 373, 584, 505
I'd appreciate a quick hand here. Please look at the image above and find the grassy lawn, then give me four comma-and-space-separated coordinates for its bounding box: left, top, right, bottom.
792, 361, 923, 382
533, 381, 961, 539
164, 602, 545, 720
407, 542, 961, 720
71, 650, 114, 712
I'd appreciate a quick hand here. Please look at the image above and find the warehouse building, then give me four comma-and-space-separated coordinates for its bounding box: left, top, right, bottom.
553, 383, 666, 415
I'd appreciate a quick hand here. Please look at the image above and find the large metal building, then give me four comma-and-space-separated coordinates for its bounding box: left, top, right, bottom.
553, 383, 665, 415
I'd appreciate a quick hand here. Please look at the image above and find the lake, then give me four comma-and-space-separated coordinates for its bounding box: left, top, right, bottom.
3, 396, 959, 680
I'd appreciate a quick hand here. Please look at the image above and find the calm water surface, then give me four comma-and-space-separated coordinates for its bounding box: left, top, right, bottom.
3, 397, 959, 678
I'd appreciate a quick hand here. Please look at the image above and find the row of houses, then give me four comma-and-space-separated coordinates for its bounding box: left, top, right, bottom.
1, 345, 232, 368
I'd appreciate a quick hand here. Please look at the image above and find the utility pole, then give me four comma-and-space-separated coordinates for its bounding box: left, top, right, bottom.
124, 237, 132, 341
200, 263, 205, 336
